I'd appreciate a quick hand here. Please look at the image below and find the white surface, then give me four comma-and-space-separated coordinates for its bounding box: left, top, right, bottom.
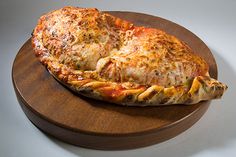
0, 0, 235, 156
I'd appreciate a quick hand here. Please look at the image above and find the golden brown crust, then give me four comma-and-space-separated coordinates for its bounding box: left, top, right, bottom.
32, 6, 227, 106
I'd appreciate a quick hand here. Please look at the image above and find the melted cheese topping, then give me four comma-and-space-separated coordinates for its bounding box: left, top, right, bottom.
39, 7, 123, 70
97, 28, 208, 87
34, 6, 208, 87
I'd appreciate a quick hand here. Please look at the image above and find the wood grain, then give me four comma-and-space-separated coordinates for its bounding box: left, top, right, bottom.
12, 11, 217, 150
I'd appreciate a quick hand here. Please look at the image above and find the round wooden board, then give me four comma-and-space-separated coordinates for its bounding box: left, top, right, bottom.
12, 11, 217, 150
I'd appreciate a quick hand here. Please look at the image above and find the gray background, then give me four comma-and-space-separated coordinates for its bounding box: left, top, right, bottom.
1, 0, 236, 156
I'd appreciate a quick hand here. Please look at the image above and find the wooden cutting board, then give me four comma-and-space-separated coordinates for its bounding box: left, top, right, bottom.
12, 11, 217, 150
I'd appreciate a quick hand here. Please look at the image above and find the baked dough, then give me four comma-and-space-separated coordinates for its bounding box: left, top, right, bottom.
32, 6, 227, 106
